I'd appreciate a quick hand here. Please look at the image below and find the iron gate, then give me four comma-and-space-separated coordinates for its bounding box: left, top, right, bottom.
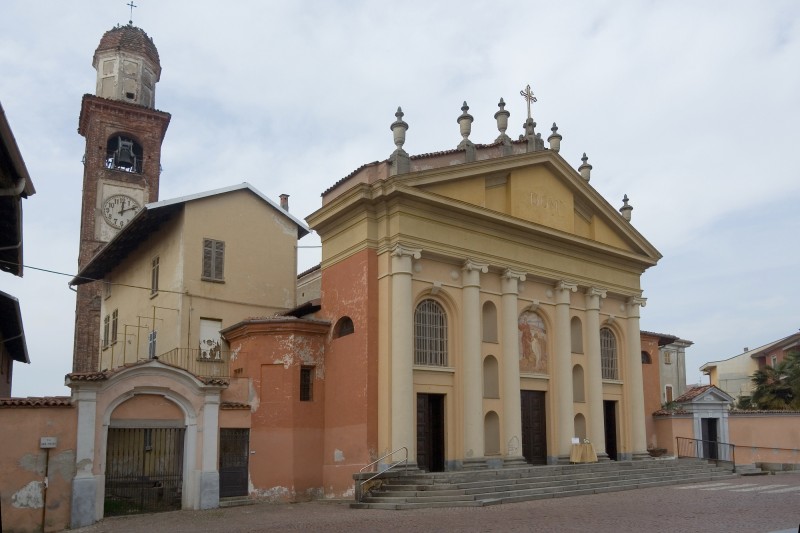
104, 427, 185, 516
219, 428, 249, 498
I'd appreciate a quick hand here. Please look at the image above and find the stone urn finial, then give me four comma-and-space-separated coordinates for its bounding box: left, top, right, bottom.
620, 194, 633, 221
548, 122, 562, 152
390, 106, 409, 150
579, 152, 592, 181
457, 101, 474, 148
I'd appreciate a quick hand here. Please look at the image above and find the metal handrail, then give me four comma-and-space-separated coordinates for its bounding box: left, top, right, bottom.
356, 447, 408, 501
676, 436, 736, 473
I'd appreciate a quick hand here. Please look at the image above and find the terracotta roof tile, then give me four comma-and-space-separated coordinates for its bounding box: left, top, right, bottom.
0, 397, 72, 407
95, 24, 161, 73
673, 384, 714, 403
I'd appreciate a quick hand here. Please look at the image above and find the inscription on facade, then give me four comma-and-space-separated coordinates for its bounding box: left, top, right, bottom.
530, 192, 565, 217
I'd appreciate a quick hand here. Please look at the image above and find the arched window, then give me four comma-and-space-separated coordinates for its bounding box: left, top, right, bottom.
334, 316, 354, 338
641, 351, 652, 364
600, 328, 618, 380
106, 134, 143, 173
414, 299, 448, 366
484, 411, 500, 455
570, 316, 583, 353
482, 301, 498, 343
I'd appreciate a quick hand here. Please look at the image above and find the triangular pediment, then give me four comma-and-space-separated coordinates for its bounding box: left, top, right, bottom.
407, 151, 658, 260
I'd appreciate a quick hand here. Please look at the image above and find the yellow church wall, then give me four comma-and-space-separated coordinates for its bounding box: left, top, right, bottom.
420, 175, 486, 206
592, 215, 632, 250
508, 166, 575, 234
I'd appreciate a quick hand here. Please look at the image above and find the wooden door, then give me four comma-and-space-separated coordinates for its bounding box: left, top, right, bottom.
603, 400, 618, 460
520, 390, 547, 464
416, 394, 445, 472
219, 428, 249, 498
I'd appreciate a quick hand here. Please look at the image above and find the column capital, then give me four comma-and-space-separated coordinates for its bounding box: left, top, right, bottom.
463, 258, 489, 274
501, 268, 526, 294
627, 295, 647, 318
554, 280, 578, 304
585, 287, 607, 310
391, 244, 422, 260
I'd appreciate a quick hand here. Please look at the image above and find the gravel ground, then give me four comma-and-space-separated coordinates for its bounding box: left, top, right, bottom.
74, 475, 800, 533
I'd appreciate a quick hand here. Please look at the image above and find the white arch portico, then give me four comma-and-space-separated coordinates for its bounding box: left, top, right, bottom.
67, 360, 226, 529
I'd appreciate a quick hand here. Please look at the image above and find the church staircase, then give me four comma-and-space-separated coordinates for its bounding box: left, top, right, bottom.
352, 458, 735, 510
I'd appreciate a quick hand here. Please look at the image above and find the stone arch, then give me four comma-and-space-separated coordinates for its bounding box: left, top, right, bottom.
483, 355, 499, 399
484, 411, 501, 455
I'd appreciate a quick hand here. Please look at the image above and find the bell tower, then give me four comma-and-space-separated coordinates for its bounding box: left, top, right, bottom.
72, 24, 171, 372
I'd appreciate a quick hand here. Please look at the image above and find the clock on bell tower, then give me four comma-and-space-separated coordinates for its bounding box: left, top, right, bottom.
72, 24, 171, 373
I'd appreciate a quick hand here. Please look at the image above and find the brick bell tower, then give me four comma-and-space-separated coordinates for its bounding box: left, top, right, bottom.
72, 24, 170, 372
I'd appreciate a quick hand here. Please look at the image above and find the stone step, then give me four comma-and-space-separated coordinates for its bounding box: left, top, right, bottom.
353, 462, 737, 509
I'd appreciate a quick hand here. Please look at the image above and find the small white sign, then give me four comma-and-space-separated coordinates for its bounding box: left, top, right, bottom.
40, 437, 57, 449
571, 437, 580, 445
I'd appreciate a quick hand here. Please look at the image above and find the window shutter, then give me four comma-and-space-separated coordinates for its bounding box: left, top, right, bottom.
203, 239, 213, 279
214, 240, 224, 280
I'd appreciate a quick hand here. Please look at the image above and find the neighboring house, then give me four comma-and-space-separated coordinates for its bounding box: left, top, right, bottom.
700, 331, 800, 401
0, 101, 35, 396
70, 183, 308, 371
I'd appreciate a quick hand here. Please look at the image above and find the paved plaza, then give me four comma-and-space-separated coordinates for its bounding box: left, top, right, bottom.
75, 475, 800, 533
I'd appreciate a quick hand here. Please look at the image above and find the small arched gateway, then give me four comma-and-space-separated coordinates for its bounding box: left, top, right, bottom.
66, 360, 226, 528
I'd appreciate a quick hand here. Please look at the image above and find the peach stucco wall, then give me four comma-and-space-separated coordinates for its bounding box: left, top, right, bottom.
223, 319, 328, 501
0, 404, 77, 533
318, 248, 379, 497
641, 334, 663, 449
729, 413, 800, 465
652, 415, 693, 455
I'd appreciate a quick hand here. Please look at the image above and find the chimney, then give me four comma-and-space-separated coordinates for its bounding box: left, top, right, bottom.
279, 194, 289, 211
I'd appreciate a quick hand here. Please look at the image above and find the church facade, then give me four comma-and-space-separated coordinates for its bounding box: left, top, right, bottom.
306, 101, 661, 472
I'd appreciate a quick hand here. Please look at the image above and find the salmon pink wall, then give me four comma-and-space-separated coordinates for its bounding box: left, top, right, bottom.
640, 334, 663, 449
319, 248, 379, 497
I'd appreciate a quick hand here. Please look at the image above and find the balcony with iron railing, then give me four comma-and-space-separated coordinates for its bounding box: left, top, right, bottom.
156, 348, 235, 379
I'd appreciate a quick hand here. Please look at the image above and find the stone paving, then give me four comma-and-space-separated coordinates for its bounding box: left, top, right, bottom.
74, 474, 800, 533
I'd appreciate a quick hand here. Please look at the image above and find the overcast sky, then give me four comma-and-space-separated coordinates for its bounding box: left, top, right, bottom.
1, 1, 798, 397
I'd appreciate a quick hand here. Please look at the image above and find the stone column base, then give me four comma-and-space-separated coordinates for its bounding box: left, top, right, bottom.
503, 455, 529, 468
632, 451, 654, 461
461, 457, 490, 470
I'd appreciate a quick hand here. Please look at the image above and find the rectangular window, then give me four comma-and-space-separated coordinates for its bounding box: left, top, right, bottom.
300, 367, 313, 401
151, 256, 160, 295
665, 385, 674, 403
202, 239, 225, 281
103, 315, 110, 348
104, 279, 112, 299
148, 330, 157, 359
663, 351, 672, 365
111, 309, 119, 344
770, 355, 778, 367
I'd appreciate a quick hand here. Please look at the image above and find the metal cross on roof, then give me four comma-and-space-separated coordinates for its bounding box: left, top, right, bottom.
127, 1, 138, 25
520, 84, 537, 120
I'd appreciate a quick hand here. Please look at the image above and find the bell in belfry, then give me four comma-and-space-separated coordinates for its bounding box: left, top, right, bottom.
115, 138, 134, 168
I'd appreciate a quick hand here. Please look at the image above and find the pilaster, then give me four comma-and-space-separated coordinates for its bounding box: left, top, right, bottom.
462, 259, 488, 461
554, 281, 577, 460
390, 244, 422, 462
500, 269, 526, 460
584, 287, 607, 458
626, 296, 649, 459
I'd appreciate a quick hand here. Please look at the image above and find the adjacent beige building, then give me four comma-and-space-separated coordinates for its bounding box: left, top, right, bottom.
73, 183, 308, 372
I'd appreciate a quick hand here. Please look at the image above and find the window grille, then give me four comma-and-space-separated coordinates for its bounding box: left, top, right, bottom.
151, 256, 159, 295
300, 367, 313, 401
600, 328, 618, 380
414, 299, 448, 366
203, 239, 225, 281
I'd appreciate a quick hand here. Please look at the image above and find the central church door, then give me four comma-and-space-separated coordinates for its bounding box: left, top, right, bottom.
416, 393, 445, 472
520, 390, 547, 464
